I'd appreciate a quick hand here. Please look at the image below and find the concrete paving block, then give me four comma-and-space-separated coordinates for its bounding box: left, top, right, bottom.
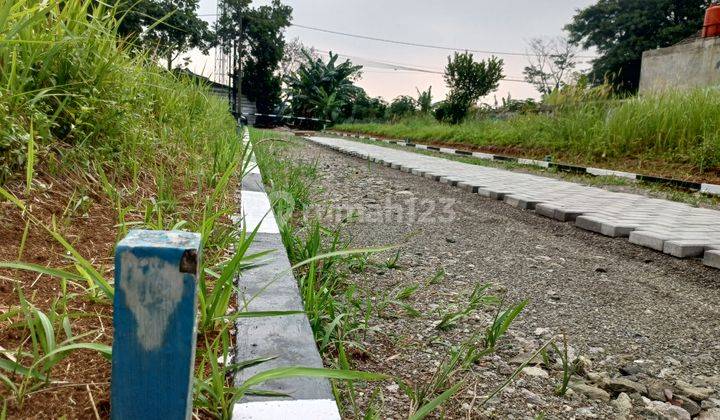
575, 216, 605, 234
457, 182, 481, 193
704, 250, 720, 268
554, 208, 585, 222
439, 177, 460, 186
599, 222, 637, 238
535, 203, 557, 219
478, 188, 510, 200
504, 195, 540, 210
629, 231, 668, 251
663, 240, 710, 258
305, 135, 720, 270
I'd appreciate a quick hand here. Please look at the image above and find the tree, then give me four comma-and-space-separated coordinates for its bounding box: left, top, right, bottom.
416, 86, 433, 114
339, 89, 387, 122
107, 0, 211, 69
440, 52, 504, 124
285, 51, 362, 121
387, 96, 417, 120
216, 0, 292, 114
280, 38, 318, 78
523, 37, 578, 95
566, 0, 709, 92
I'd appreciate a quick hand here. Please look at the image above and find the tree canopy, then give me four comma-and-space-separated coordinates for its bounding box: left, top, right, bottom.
285, 51, 362, 121
566, 0, 710, 92
439, 52, 504, 123
216, 0, 292, 114
108, 0, 211, 70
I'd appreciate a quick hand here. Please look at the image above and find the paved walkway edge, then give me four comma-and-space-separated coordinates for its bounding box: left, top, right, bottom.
323, 130, 720, 197
233, 128, 338, 417
306, 135, 720, 272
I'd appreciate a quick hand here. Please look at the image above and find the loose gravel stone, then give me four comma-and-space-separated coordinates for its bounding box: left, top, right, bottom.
646, 378, 675, 402
287, 138, 720, 419
675, 379, 715, 401
522, 366, 549, 378
570, 382, 611, 402
604, 377, 648, 396
612, 392, 633, 416
643, 400, 692, 420
675, 394, 701, 416
698, 408, 720, 420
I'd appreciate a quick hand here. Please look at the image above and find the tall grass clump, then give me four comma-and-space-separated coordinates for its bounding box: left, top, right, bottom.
336, 87, 720, 176
0, 0, 237, 186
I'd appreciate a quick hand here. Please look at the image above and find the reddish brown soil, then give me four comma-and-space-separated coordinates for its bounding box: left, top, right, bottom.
0, 172, 119, 419
0, 163, 227, 419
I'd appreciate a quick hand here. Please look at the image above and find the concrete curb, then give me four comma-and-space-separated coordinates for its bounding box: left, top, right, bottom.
323, 131, 720, 198
305, 135, 720, 272
232, 128, 339, 419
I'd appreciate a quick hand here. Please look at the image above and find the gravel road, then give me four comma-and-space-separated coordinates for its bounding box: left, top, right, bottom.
291, 138, 720, 419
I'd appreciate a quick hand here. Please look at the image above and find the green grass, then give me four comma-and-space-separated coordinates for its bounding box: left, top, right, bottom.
0, 3, 372, 418
0, 0, 240, 187
336, 88, 720, 178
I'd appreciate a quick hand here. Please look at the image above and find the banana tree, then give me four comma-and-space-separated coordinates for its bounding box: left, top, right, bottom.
284, 51, 362, 122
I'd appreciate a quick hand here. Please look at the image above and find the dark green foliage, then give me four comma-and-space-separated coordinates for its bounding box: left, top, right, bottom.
107, 0, 212, 69
416, 87, 433, 114
387, 96, 417, 121
341, 89, 388, 122
216, 0, 292, 114
440, 52, 504, 124
566, 0, 710, 92
285, 52, 363, 121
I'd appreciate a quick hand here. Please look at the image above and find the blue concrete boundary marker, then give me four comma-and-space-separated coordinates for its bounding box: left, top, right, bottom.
323, 130, 720, 197
232, 128, 340, 419
111, 229, 201, 420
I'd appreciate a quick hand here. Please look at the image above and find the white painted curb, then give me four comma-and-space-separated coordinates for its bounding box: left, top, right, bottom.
232, 399, 341, 420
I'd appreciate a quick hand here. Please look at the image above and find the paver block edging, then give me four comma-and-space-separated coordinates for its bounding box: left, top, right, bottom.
307, 135, 720, 272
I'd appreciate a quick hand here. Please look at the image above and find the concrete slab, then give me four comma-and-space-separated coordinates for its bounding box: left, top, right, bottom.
704, 250, 720, 268
663, 240, 711, 258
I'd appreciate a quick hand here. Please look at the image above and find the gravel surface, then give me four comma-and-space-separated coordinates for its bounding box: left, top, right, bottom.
291, 139, 720, 419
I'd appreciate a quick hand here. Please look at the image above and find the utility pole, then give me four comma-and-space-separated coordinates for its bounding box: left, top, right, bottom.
238, 13, 242, 122
229, 13, 242, 120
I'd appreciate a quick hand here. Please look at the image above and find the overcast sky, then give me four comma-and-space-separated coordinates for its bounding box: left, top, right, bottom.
190, 0, 597, 102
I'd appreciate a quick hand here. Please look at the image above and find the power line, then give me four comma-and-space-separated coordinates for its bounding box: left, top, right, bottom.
316, 49, 530, 83
293, 24, 595, 59
197, 15, 595, 60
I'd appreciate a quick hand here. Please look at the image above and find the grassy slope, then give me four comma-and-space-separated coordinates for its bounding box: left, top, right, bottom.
336, 90, 720, 182
0, 2, 245, 418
